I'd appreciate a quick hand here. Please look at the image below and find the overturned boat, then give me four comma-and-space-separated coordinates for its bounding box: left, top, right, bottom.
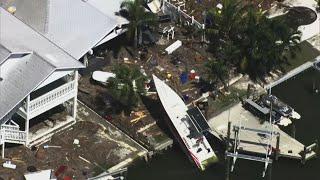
153, 75, 218, 170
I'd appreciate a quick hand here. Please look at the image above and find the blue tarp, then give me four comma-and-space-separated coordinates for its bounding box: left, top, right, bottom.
180, 72, 188, 84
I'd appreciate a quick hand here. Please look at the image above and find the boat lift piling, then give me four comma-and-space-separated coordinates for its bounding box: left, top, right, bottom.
224, 120, 280, 178
275, 135, 280, 161
291, 123, 296, 139
225, 121, 232, 180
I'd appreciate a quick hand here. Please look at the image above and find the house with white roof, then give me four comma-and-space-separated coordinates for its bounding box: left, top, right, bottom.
0, 0, 134, 158
0, 0, 129, 61
0, 7, 85, 158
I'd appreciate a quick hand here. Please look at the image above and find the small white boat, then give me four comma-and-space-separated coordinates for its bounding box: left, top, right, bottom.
92, 71, 116, 84
153, 75, 218, 170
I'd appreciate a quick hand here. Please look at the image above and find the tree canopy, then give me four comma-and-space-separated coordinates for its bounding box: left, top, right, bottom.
205, 0, 301, 80
120, 0, 157, 47
107, 64, 147, 112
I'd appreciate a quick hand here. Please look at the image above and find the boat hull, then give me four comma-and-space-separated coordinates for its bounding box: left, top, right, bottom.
153, 75, 218, 170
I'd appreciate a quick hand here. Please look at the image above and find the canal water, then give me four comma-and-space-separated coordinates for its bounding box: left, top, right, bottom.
127, 68, 320, 180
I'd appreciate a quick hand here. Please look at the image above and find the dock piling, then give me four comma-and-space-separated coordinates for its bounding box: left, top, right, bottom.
227, 121, 231, 149
302, 146, 307, 165
225, 155, 230, 180
275, 135, 280, 161
268, 163, 272, 180
315, 139, 319, 156
291, 124, 296, 139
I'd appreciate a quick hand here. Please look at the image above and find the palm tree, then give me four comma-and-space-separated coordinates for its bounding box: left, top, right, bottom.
204, 59, 229, 90
120, 0, 157, 48
241, 9, 301, 79
206, 0, 247, 55
206, 0, 301, 80
107, 64, 147, 114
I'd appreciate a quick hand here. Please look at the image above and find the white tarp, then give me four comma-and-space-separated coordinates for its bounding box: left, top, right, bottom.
24, 170, 55, 180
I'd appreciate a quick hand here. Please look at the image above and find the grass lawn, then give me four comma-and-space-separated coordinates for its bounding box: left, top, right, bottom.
208, 87, 247, 117
282, 41, 320, 72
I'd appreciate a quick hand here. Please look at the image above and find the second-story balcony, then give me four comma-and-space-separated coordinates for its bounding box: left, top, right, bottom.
17, 80, 77, 120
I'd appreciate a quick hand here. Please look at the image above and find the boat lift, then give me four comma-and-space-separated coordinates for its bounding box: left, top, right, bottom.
225, 103, 280, 178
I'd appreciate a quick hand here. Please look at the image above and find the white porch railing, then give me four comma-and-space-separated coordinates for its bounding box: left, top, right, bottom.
18, 80, 77, 120
29, 80, 76, 112
0, 121, 26, 145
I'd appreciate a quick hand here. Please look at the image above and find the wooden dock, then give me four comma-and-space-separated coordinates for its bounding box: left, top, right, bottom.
208, 103, 316, 161
265, 55, 320, 90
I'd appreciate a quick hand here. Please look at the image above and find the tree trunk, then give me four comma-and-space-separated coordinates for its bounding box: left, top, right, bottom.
121, 110, 126, 118
134, 27, 138, 48
139, 27, 143, 46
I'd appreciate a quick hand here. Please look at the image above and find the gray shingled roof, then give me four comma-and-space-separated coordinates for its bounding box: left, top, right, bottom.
0, 8, 85, 121
1, 0, 120, 60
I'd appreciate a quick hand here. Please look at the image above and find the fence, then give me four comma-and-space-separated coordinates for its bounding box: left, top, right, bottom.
162, 0, 205, 30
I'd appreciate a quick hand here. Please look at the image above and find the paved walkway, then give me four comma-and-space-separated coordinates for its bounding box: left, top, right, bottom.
268, 0, 320, 41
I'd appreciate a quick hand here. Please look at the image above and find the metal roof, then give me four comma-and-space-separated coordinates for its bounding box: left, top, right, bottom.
1, 0, 120, 60
87, 0, 129, 25
0, 45, 10, 65
0, 8, 84, 121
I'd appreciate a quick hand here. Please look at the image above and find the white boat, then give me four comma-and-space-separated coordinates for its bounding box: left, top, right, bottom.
92, 71, 116, 84
153, 75, 218, 170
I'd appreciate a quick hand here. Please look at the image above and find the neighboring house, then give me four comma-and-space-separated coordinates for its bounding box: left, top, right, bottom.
0, 8, 85, 158
0, 0, 130, 158
0, 0, 129, 61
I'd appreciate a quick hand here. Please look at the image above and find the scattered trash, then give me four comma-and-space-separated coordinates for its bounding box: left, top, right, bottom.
189, 69, 196, 80
165, 40, 181, 54
158, 14, 171, 23
105, 115, 113, 121
35, 147, 46, 160
130, 115, 147, 123
30, 146, 37, 151
25, 169, 54, 180
147, 0, 161, 13
55, 165, 68, 177
140, 66, 147, 76
183, 94, 190, 101
73, 139, 80, 145
195, 75, 200, 82
156, 65, 165, 72
3, 161, 16, 169
130, 111, 147, 124
134, 111, 146, 117
27, 166, 37, 172
43, 145, 62, 149
180, 72, 188, 84
216, 3, 223, 9
79, 156, 92, 164
161, 26, 175, 40
63, 176, 72, 180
